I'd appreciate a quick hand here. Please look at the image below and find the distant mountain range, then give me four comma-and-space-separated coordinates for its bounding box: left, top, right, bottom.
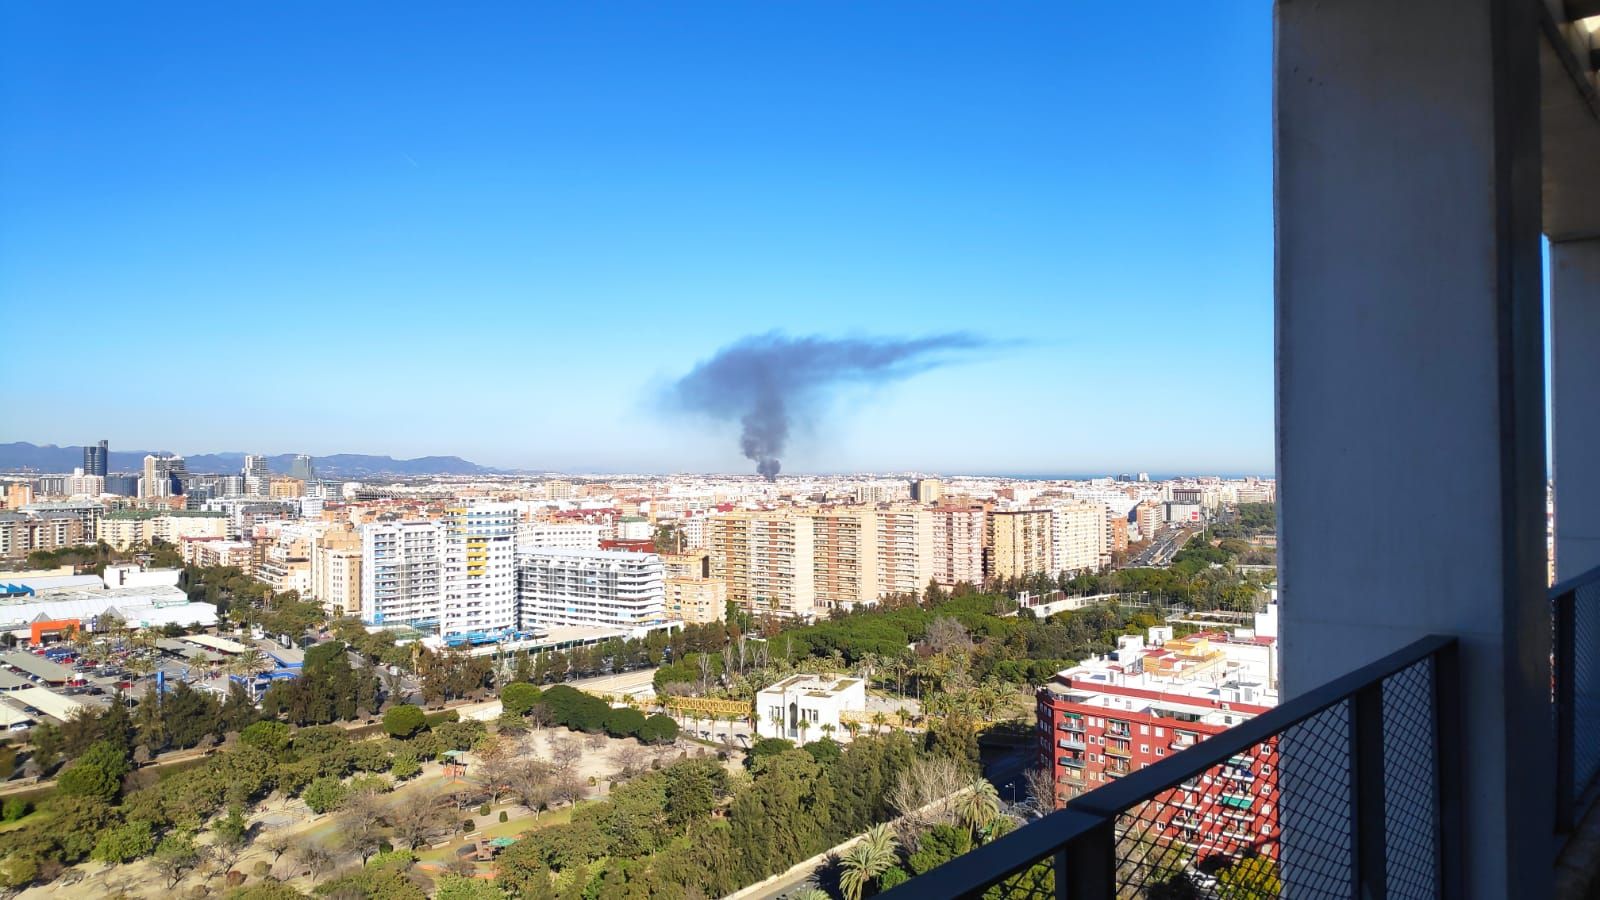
0, 442, 502, 477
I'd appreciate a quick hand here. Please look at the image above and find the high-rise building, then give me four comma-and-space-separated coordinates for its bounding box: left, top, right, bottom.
104, 474, 139, 497
66, 469, 105, 498
83, 440, 108, 477
140, 454, 186, 499
1051, 501, 1109, 575
1134, 500, 1165, 541
290, 454, 315, 482
985, 509, 1053, 581
910, 478, 944, 504
517, 548, 666, 630
516, 522, 603, 553
874, 504, 933, 598
243, 455, 270, 497
805, 507, 877, 610
269, 478, 305, 499
931, 506, 985, 587
1106, 515, 1129, 555
312, 526, 363, 618
361, 520, 443, 629
708, 510, 817, 619
440, 503, 518, 638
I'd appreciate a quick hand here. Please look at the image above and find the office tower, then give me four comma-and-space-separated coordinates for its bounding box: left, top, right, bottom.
931, 506, 985, 587
103, 474, 139, 497
83, 440, 108, 477
708, 510, 817, 619
910, 477, 944, 504
360, 520, 443, 629
1051, 501, 1109, 575
243, 454, 270, 497
517, 548, 667, 629
140, 454, 186, 498
290, 454, 315, 482
985, 509, 1053, 581
440, 503, 518, 637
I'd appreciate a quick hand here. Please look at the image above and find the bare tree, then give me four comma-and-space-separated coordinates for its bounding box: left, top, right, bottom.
476, 737, 517, 804
507, 758, 556, 812
1022, 764, 1059, 817
389, 789, 450, 850
888, 755, 966, 836
551, 735, 582, 771
585, 730, 608, 751
262, 829, 295, 871
612, 744, 649, 779
293, 839, 335, 881
924, 617, 975, 656
549, 770, 586, 808
339, 793, 388, 864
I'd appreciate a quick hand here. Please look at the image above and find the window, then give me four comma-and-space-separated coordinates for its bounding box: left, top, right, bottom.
1156, 748, 1165, 756
1140, 725, 1149, 735
1155, 727, 1165, 737
1141, 744, 1150, 754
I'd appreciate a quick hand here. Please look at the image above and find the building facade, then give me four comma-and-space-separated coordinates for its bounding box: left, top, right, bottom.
1051, 501, 1108, 575
664, 576, 726, 625
986, 509, 1053, 581
930, 506, 985, 587
360, 520, 443, 630
708, 510, 817, 619
516, 548, 666, 630
440, 503, 518, 638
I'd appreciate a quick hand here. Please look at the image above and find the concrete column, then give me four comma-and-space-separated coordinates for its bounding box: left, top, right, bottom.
1276, 0, 1547, 896
1553, 238, 1600, 580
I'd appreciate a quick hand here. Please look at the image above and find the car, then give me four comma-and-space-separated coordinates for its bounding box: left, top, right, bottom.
7, 723, 30, 732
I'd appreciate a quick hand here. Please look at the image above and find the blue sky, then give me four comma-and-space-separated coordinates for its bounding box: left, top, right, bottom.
0, 3, 1273, 475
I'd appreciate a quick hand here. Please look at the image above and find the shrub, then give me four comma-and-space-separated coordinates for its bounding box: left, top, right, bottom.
637, 713, 679, 744
56, 740, 130, 803
499, 810, 508, 823
478, 803, 491, 816
91, 820, 155, 863
462, 818, 474, 833
603, 707, 646, 739
1, 798, 29, 822
382, 704, 426, 739
424, 709, 460, 727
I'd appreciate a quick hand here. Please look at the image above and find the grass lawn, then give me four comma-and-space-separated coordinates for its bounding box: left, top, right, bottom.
0, 808, 51, 833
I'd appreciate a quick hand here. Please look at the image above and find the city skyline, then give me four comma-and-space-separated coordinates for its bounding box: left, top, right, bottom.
0, 3, 1272, 473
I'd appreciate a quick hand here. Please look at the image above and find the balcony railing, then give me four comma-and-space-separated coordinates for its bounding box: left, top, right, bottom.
880, 635, 1461, 899
1553, 562, 1600, 833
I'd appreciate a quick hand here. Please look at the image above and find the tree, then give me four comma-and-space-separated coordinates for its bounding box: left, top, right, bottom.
152, 831, 204, 889
212, 804, 251, 873
338, 792, 388, 864
839, 823, 899, 900
956, 778, 1001, 835
1218, 855, 1281, 898
389, 789, 451, 849
91, 820, 155, 863
56, 739, 129, 803
240, 719, 292, 756
301, 774, 348, 815
292, 838, 335, 880
637, 714, 678, 744
262, 829, 295, 869
436, 873, 508, 900
383, 703, 427, 738
502, 682, 543, 717
603, 706, 646, 739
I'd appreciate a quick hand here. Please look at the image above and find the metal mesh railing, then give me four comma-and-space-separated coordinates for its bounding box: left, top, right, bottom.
1553, 565, 1600, 832
880, 636, 1461, 899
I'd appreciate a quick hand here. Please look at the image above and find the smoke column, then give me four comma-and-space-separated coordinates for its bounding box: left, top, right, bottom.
667, 332, 986, 479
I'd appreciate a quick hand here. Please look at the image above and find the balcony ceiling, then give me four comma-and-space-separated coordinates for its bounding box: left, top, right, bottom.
1541, 2, 1600, 240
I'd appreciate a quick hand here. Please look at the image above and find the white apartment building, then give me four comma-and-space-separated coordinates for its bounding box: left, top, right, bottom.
440, 503, 518, 638
516, 548, 666, 630
930, 506, 985, 587
361, 520, 443, 630
1051, 501, 1109, 575
516, 522, 603, 553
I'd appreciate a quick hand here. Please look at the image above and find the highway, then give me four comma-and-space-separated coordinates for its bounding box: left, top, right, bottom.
1129, 526, 1199, 567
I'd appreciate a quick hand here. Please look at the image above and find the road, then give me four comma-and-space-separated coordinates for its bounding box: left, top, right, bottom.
1130, 527, 1199, 567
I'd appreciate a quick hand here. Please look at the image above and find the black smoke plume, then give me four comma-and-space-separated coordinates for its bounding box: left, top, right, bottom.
668, 332, 986, 480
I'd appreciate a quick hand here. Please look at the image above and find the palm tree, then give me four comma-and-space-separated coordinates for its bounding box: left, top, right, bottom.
768, 712, 784, 739
819, 722, 836, 743
843, 720, 861, 742
957, 778, 1001, 837
226, 648, 271, 680
797, 718, 811, 745
871, 711, 888, 735
839, 823, 899, 900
